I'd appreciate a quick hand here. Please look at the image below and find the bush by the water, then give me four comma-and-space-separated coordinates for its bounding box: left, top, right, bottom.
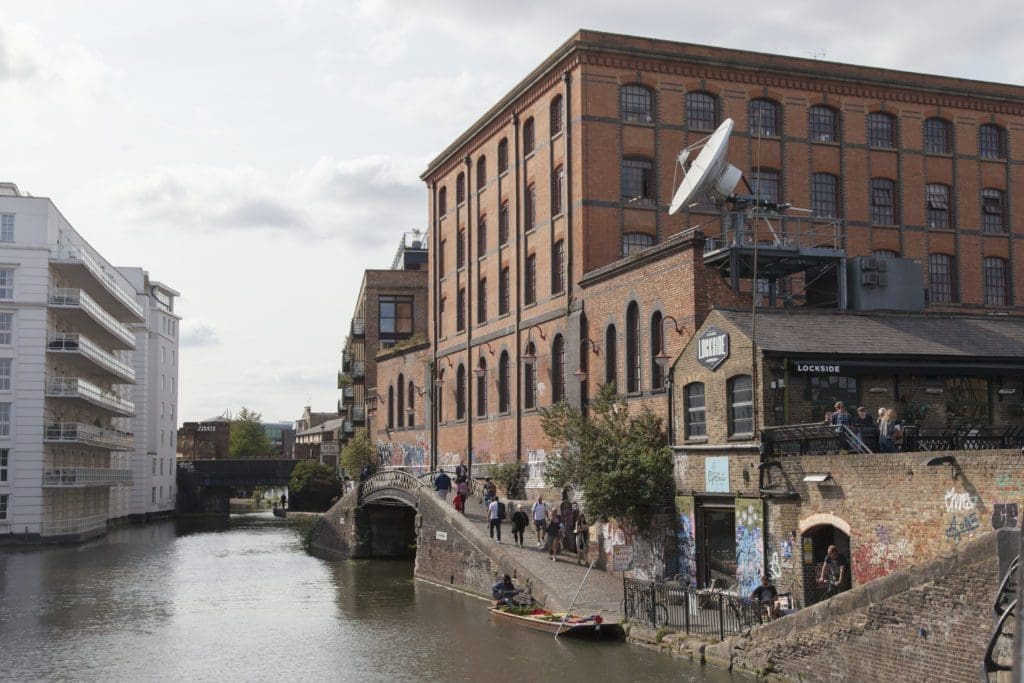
288, 460, 343, 511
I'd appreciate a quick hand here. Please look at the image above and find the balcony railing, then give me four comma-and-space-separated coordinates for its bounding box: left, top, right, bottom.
45, 377, 135, 416
343, 420, 354, 433
49, 246, 144, 321
351, 405, 366, 421
351, 318, 365, 336
41, 513, 108, 537
351, 360, 366, 378
46, 333, 136, 383
342, 386, 354, 399
761, 422, 1024, 457
44, 422, 133, 450
43, 467, 133, 487
49, 288, 136, 348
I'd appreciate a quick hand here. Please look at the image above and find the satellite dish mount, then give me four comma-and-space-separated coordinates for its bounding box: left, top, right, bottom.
668, 118, 742, 215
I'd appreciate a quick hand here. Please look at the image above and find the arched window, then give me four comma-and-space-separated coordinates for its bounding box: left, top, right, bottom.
408, 380, 416, 424
436, 369, 445, 421
438, 187, 447, 216
498, 201, 510, 245
622, 232, 655, 257
924, 118, 952, 154
926, 184, 950, 230
550, 95, 563, 135
456, 172, 466, 204
579, 314, 590, 412
604, 324, 617, 389
397, 373, 405, 428
626, 303, 641, 393
476, 358, 487, 417
552, 335, 566, 403
867, 112, 896, 148
551, 165, 564, 215
684, 383, 706, 439
650, 311, 664, 390
685, 91, 717, 131
456, 364, 466, 420
727, 375, 753, 436
497, 138, 509, 173
811, 173, 839, 218
387, 385, 395, 429
476, 156, 487, 191
621, 84, 653, 123
524, 343, 537, 410
748, 99, 780, 137
525, 184, 536, 231
498, 351, 510, 413
523, 117, 535, 154
808, 105, 839, 143
980, 124, 1007, 160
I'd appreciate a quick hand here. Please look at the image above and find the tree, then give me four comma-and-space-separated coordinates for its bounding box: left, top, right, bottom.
229, 406, 273, 458
490, 461, 527, 498
540, 383, 674, 532
288, 459, 343, 511
341, 429, 376, 477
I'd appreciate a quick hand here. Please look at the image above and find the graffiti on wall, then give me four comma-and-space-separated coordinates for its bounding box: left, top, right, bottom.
735, 498, 764, 597
945, 513, 980, 544
852, 526, 914, 583
526, 449, 547, 489
992, 503, 1020, 530
376, 440, 429, 472
944, 487, 978, 513
675, 495, 696, 588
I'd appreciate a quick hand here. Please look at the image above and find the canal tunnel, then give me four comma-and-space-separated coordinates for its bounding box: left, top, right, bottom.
359, 501, 418, 560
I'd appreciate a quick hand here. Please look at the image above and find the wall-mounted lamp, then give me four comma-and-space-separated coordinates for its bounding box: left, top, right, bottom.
924, 388, 944, 395
997, 388, 1017, 396
868, 387, 888, 394
521, 324, 546, 362
654, 315, 689, 371
922, 454, 960, 480
574, 337, 602, 382
802, 472, 834, 485
474, 364, 486, 378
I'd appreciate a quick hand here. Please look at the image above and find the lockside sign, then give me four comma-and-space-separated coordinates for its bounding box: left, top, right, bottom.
696, 326, 730, 371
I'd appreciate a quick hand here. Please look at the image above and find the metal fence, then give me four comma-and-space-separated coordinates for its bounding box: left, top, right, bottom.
762, 422, 1024, 457
622, 577, 764, 640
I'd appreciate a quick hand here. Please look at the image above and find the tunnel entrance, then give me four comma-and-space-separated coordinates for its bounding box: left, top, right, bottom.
361, 501, 418, 560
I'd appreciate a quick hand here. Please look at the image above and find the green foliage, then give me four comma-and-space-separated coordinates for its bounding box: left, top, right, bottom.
540, 383, 674, 532
229, 406, 273, 458
902, 402, 929, 424
490, 462, 527, 498
288, 459, 343, 511
341, 429, 377, 477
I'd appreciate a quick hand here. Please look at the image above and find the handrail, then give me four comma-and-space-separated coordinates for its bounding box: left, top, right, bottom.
49, 245, 144, 319
43, 422, 133, 450
45, 376, 135, 414
43, 467, 133, 486
46, 333, 136, 382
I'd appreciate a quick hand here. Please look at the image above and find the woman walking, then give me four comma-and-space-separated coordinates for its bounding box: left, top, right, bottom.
546, 510, 562, 562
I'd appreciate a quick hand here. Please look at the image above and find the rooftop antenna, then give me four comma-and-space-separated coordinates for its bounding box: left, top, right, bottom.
668, 118, 742, 215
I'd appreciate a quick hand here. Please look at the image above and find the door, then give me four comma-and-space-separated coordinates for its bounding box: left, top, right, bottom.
698, 506, 736, 588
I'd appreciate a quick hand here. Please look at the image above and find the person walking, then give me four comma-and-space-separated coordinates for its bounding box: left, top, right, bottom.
574, 510, 589, 565
818, 545, 849, 598
454, 478, 469, 514
531, 496, 549, 546
434, 470, 452, 501
482, 477, 497, 506
511, 504, 529, 548
487, 496, 505, 542
545, 510, 562, 562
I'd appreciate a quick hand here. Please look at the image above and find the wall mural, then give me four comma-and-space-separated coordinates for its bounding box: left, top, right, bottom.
376, 440, 429, 472
852, 525, 914, 583
735, 497, 764, 596
675, 495, 696, 588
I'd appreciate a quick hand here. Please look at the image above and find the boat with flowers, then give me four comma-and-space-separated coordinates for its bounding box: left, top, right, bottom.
488, 605, 624, 640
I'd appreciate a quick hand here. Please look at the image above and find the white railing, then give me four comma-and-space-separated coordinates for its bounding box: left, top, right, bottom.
49, 288, 136, 348
351, 405, 366, 421
351, 360, 366, 377
45, 377, 135, 415
41, 513, 108, 536
352, 319, 365, 335
50, 245, 144, 320
47, 333, 136, 382
44, 422, 133, 450
43, 467, 133, 486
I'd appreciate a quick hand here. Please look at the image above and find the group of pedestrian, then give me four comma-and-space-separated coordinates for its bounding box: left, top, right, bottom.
434, 464, 473, 513
825, 402, 902, 452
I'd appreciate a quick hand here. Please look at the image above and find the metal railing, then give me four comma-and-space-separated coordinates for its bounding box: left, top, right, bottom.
41, 513, 108, 536
704, 212, 843, 254
49, 245, 144, 319
763, 422, 1024, 457
49, 288, 136, 348
45, 377, 135, 415
44, 422, 133, 450
623, 577, 764, 640
43, 467, 133, 487
983, 553, 1018, 678
351, 318, 365, 336
351, 360, 366, 378
46, 333, 136, 382
351, 405, 365, 421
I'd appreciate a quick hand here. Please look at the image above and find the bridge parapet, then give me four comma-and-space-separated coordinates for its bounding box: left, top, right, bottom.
359, 469, 424, 501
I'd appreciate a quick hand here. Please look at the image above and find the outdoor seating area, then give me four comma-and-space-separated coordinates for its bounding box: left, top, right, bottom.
761, 421, 1024, 457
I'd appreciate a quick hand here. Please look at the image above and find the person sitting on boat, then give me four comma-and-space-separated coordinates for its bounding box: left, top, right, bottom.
491, 574, 522, 607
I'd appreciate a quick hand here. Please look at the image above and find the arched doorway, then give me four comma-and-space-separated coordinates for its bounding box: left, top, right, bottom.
801, 524, 851, 605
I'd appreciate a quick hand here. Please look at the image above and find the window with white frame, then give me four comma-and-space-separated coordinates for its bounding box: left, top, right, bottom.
727, 375, 754, 436
0, 215, 13, 242
0, 448, 7, 482
0, 270, 13, 300
0, 313, 11, 345
684, 383, 706, 439
0, 359, 11, 391
0, 403, 10, 437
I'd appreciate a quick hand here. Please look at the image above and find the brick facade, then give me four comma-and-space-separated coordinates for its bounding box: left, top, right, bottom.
373, 343, 431, 471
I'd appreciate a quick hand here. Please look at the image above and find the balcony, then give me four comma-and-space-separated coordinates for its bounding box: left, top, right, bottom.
45, 377, 135, 417
342, 386, 354, 399
351, 405, 366, 422
47, 334, 136, 383
351, 360, 366, 379
351, 318, 365, 336
49, 288, 136, 349
43, 467, 133, 487
49, 246, 145, 322
343, 420, 354, 433
41, 513, 107, 537
44, 422, 133, 451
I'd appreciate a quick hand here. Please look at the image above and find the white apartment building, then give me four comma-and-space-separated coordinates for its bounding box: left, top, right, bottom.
0, 182, 179, 542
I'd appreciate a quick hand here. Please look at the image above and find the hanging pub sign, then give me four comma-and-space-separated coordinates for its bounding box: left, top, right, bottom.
696, 326, 730, 371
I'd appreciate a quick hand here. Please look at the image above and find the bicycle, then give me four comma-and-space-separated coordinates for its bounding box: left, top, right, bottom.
622, 585, 668, 627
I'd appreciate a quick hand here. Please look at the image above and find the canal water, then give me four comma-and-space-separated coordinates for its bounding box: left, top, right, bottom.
0, 512, 736, 681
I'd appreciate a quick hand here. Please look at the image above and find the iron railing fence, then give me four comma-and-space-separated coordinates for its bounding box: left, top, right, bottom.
762, 422, 1024, 457
622, 577, 763, 640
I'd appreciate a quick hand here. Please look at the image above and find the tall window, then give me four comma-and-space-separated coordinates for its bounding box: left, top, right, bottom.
984, 257, 1009, 306
626, 302, 641, 393
439, 297, 446, 337
621, 84, 653, 123
933, 252, 954, 303
477, 216, 487, 257
728, 375, 754, 436
980, 124, 1007, 160
551, 165, 564, 215
621, 158, 654, 204
684, 383, 706, 439
387, 386, 394, 429
477, 278, 487, 324
397, 374, 405, 428
0, 448, 6, 482
550, 95, 563, 135
523, 117, 535, 154
0, 313, 12, 345
456, 364, 466, 420
551, 240, 565, 294
981, 188, 1007, 233
525, 185, 536, 231
0, 359, 11, 391
868, 112, 896, 148
476, 156, 487, 191
604, 324, 617, 389
0, 493, 7, 521
499, 267, 510, 315
749, 99, 780, 137
438, 187, 447, 216
524, 343, 537, 410
456, 287, 466, 331
498, 138, 509, 173
476, 359, 487, 417
552, 335, 566, 403
650, 312, 664, 390
525, 253, 536, 305
685, 91, 717, 131
436, 370, 444, 421
808, 106, 838, 143
0, 269, 14, 300
456, 172, 466, 204
408, 380, 415, 420
379, 295, 413, 345
456, 228, 466, 268
870, 178, 897, 225
622, 232, 654, 257
498, 201, 510, 245
439, 238, 446, 275
925, 118, 952, 154
749, 168, 780, 204
926, 183, 950, 229
0, 215, 13, 242
811, 173, 838, 217
498, 351, 510, 413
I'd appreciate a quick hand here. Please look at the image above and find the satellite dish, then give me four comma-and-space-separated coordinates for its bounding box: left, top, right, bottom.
669, 118, 742, 215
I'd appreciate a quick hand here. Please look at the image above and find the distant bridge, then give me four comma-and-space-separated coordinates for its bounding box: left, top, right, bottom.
177, 459, 298, 514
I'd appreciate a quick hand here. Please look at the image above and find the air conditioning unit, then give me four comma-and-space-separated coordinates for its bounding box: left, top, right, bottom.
878, 272, 888, 286
863, 257, 878, 271
877, 259, 889, 272
862, 271, 879, 286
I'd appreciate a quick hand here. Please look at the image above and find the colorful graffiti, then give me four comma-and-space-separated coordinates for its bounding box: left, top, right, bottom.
376, 440, 429, 471
675, 496, 696, 587
852, 526, 914, 583
992, 503, 1020, 530
735, 498, 764, 596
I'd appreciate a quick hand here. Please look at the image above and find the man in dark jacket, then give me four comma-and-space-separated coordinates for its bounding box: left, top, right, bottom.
434, 471, 452, 501
510, 504, 529, 548
491, 574, 521, 606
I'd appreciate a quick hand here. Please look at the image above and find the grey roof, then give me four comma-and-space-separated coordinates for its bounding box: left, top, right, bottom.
296, 418, 344, 437
713, 309, 1024, 359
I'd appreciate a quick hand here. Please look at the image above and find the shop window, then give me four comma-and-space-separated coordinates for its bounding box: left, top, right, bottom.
804, 375, 859, 422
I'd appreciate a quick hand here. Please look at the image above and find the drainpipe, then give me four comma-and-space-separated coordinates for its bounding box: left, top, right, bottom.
429, 181, 439, 472
465, 155, 474, 477
512, 114, 523, 469
563, 71, 574, 310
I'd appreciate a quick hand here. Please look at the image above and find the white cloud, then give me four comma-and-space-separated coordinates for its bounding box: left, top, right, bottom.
180, 322, 220, 348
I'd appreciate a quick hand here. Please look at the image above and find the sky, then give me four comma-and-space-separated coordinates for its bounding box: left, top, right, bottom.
2, 0, 1020, 424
